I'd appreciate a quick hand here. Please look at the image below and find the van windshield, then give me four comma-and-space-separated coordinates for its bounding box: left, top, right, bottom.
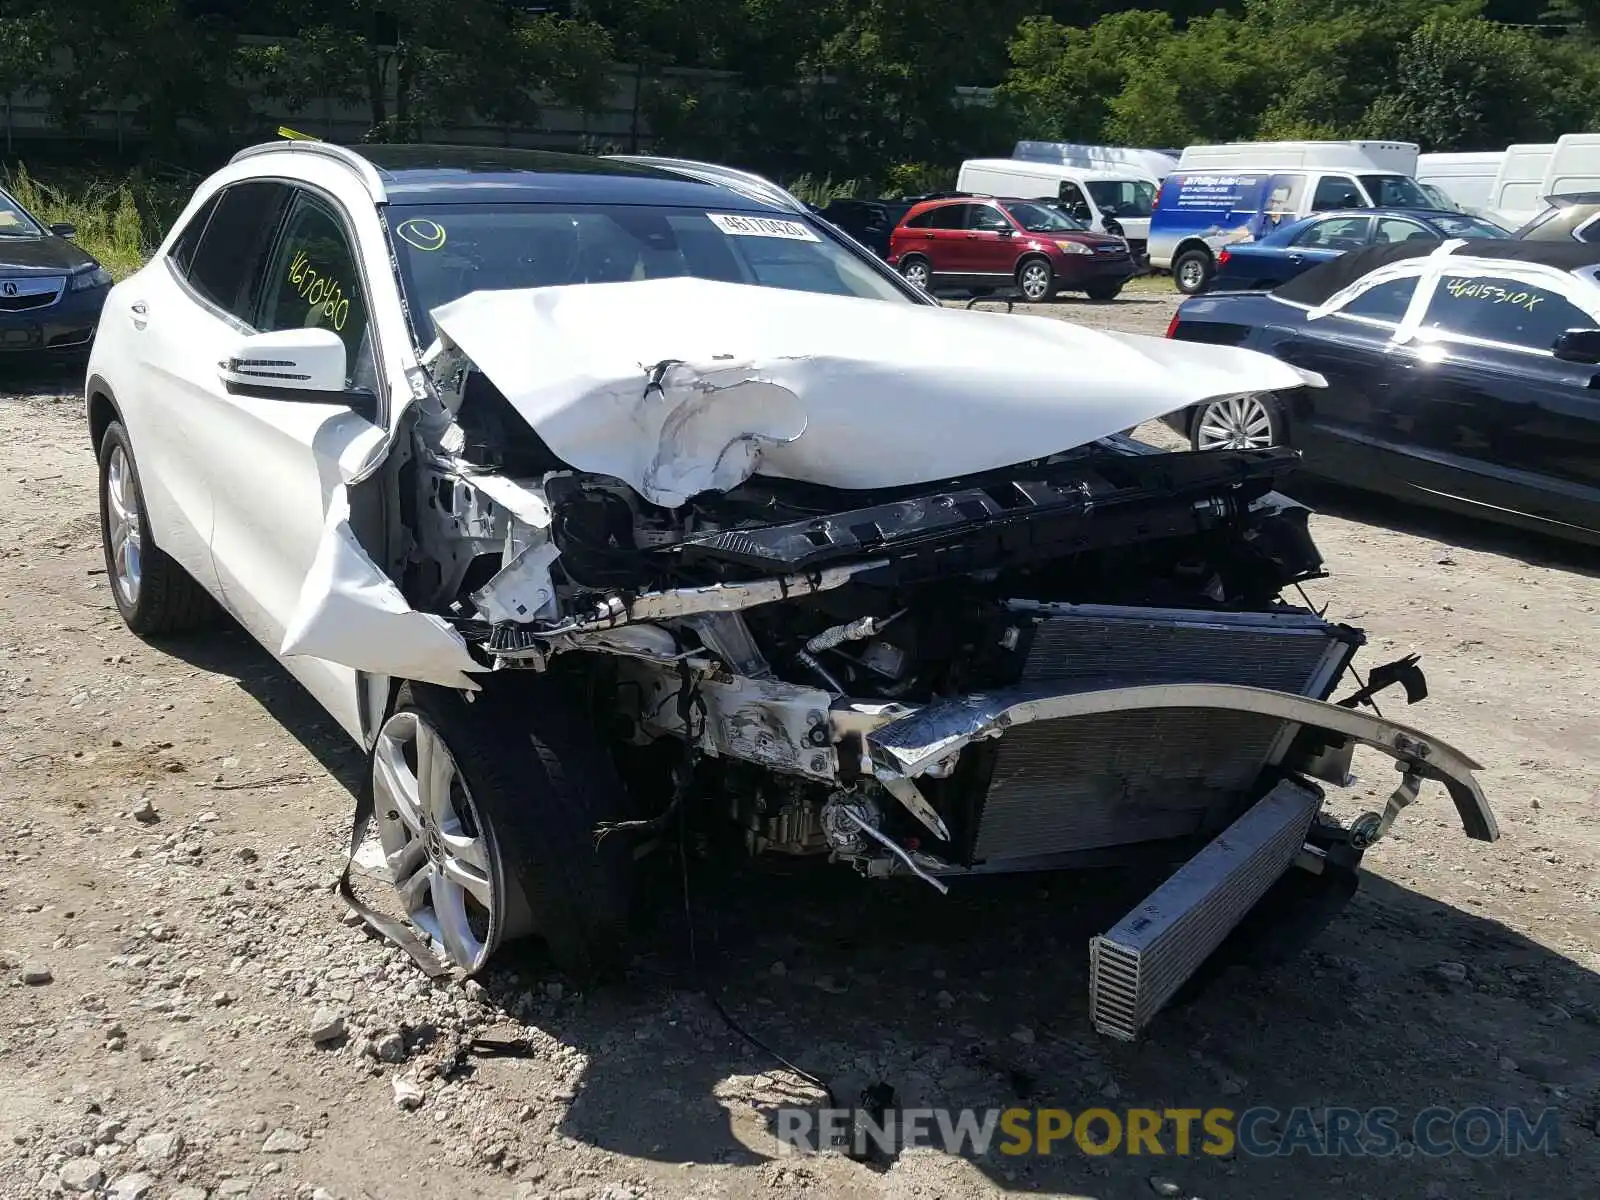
1085, 179, 1156, 218
1359, 174, 1436, 209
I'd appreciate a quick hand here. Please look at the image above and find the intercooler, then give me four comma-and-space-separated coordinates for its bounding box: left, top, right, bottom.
967, 604, 1355, 865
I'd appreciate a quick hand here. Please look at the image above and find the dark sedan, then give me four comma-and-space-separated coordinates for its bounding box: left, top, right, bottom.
1212, 208, 1510, 291
0, 186, 112, 355
1161, 239, 1600, 545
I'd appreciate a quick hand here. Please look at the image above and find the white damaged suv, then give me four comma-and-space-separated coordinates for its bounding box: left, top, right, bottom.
85, 142, 1495, 1039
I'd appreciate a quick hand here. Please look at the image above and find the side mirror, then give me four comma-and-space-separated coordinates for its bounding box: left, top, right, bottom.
1552, 327, 1600, 364
218, 327, 377, 422
50, 222, 76, 239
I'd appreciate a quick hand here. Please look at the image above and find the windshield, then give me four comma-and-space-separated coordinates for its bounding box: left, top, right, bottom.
0, 189, 43, 237
1359, 174, 1435, 209
387, 202, 912, 338
1001, 200, 1083, 232
1431, 214, 1511, 239
1084, 179, 1156, 218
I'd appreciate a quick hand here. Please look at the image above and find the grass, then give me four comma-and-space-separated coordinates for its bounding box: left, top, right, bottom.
0, 164, 188, 280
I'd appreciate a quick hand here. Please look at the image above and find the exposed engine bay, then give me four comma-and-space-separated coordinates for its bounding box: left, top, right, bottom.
280, 279, 1497, 1037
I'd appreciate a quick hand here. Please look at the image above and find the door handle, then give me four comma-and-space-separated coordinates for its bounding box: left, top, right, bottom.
129, 300, 148, 329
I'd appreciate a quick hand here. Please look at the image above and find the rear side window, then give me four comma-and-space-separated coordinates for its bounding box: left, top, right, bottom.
902, 209, 936, 229
167, 194, 219, 278
181, 182, 292, 323
1374, 218, 1433, 246
927, 205, 967, 230
1422, 274, 1594, 350
1338, 276, 1417, 324
1311, 176, 1363, 210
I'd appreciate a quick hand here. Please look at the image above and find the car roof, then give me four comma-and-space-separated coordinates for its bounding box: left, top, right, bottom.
237, 142, 797, 212
1271, 239, 1600, 306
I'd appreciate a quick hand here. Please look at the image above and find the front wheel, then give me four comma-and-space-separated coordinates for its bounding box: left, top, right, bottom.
369, 677, 636, 978
1190, 392, 1286, 451
1016, 257, 1054, 302
1173, 247, 1215, 295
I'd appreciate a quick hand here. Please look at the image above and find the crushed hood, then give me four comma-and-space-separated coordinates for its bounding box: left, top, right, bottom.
430, 277, 1323, 508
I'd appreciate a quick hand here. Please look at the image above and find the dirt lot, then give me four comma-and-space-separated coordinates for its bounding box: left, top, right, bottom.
2, 292, 1599, 1200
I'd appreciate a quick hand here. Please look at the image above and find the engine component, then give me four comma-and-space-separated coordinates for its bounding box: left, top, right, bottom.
821, 792, 879, 855
1088, 777, 1322, 1040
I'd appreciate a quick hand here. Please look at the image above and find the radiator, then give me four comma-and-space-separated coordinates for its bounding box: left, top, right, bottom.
1089, 778, 1322, 1040
969, 604, 1350, 863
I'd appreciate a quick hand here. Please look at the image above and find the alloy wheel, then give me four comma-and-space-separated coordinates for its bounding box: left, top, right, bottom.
901, 260, 930, 289
371, 710, 500, 972
1195, 394, 1276, 450
105, 445, 143, 609
1020, 262, 1051, 301
1178, 257, 1207, 292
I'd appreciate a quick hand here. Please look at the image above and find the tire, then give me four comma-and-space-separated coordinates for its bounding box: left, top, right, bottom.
371, 677, 634, 979
1085, 281, 1124, 302
1189, 392, 1287, 452
898, 255, 931, 290
97, 420, 215, 637
1016, 256, 1055, 302
1174, 247, 1215, 295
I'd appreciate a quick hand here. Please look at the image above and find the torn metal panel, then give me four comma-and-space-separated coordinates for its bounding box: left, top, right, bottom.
520, 560, 889, 640
427, 277, 1326, 507
863, 681, 1496, 842
470, 540, 560, 624
280, 488, 485, 691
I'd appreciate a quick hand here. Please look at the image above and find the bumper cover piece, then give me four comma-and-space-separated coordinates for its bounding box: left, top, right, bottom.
864, 681, 1496, 843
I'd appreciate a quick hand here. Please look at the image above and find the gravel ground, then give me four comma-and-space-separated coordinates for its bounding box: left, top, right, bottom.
2, 295, 1599, 1200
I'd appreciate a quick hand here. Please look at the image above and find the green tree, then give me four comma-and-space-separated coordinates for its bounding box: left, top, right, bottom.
245, 0, 612, 142
1362, 11, 1560, 148
999, 10, 1175, 143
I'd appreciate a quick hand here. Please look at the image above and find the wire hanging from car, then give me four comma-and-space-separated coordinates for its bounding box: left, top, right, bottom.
1297, 581, 1383, 719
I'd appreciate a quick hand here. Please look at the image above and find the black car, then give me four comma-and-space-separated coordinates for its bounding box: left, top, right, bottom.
1161, 239, 1600, 545
0, 186, 113, 356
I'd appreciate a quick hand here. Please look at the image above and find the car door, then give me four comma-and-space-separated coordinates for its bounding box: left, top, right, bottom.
201, 186, 390, 739
919, 204, 970, 281
962, 202, 1018, 279
1057, 180, 1095, 229
1263, 270, 1426, 489
116, 181, 293, 594
1386, 269, 1600, 532
1278, 215, 1372, 282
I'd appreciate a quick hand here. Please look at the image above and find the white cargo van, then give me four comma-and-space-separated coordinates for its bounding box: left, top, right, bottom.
1541, 132, 1600, 199
955, 158, 1159, 258
1483, 143, 1556, 229
1177, 140, 1420, 175
1011, 141, 1178, 181
1150, 141, 1437, 292
1416, 151, 1503, 214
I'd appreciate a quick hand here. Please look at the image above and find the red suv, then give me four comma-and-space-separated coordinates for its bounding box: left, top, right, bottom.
888, 196, 1134, 302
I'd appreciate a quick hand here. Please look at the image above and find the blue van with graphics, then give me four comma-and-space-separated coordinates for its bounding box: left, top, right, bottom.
1150, 162, 1436, 293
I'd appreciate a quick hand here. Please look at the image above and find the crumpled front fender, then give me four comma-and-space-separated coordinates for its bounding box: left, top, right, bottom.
864, 682, 1496, 843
